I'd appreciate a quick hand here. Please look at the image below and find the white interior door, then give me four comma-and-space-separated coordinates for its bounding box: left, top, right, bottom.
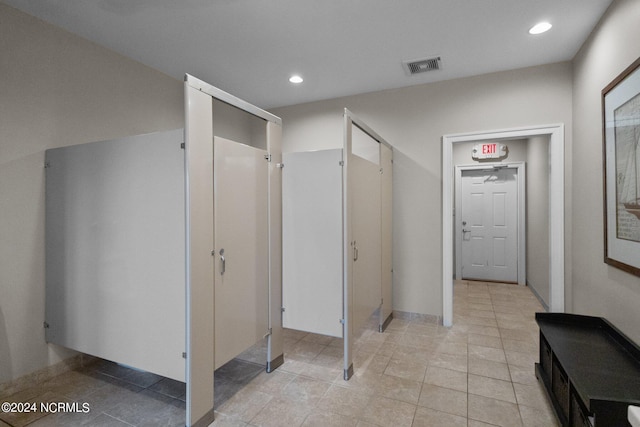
214, 136, 269, 369
460, 168, 518, 282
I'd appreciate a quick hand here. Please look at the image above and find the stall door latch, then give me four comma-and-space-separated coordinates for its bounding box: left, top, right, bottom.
219, 249, 225, 275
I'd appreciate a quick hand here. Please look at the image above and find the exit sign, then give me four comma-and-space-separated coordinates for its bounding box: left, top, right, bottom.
472, 143, 507, 160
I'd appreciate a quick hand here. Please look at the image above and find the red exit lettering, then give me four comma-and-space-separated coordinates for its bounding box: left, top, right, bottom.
482, 143, 496, 154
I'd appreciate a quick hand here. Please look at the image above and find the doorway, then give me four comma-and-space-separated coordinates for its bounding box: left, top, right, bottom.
456, 163, 525, 285
442, 124, 565, 327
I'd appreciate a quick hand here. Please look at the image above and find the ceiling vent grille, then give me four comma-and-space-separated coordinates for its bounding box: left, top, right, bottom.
403, 56, 441, 75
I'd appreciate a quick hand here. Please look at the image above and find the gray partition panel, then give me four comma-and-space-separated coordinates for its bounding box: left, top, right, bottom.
184, 85, 215, 426
282, 149, 344, 338
45, 129, 186, 382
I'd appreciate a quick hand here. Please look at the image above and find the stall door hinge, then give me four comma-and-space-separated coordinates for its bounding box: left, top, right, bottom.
44, 162, 51, 169
264, 154, 272, 162
180, 142, 185, 149
281, 307, 286, 313
43, 321, 50, 329
339, 318, 346, 325
182, 352, 187, 359
339, 160, 344, 166
263, 328, 273, 338
380, 168, 383, 174
276, 163, 284, 169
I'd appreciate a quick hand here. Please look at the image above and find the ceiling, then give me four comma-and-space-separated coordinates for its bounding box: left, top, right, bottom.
4, 0, 612, 109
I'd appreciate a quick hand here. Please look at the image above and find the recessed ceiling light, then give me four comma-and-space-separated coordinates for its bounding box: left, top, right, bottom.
289, 75, 303, 84
529, 22, 552, 35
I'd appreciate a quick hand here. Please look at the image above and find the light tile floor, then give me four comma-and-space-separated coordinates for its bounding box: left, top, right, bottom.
0, 280, 559, 426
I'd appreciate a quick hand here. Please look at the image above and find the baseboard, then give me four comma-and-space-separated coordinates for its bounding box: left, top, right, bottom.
526, 281, 550, 312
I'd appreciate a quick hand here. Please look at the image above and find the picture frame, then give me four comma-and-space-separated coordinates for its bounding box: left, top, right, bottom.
603, 57, 640, 277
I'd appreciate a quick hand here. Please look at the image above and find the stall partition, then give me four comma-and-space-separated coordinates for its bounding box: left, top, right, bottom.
45, 74, 283, 427
45, 129, 187, 382
282, 109, 392, 379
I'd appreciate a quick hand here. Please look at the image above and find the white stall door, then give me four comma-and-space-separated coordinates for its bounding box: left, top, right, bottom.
213, 136, 269, 369
460, 168, 518, 283
350, 153, 382, 333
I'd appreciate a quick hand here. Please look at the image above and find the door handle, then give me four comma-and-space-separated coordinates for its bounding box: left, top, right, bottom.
462, 228, 471, 241
462, 221, 471, 234
219, 248, 225, 275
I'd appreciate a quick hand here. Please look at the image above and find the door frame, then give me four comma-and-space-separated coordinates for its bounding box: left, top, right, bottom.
455, 162, 526, 286
442, 124, 564, 327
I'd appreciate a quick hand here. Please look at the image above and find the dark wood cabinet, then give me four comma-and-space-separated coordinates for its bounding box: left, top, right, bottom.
535, 313, 640, 427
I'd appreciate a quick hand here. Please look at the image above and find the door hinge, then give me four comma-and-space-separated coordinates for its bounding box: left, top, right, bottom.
43, 321, 50, 329
263, 328, 273, 338
339, 160, 344, 166
276, 163, 284, 169
339, 318, 346, 325
44, 162, 51, 169
180, 142, 185, 149
182, 352, 187, 359
264, 154, 272, 162
281, 307, 286, 313
380, 168, 383, 174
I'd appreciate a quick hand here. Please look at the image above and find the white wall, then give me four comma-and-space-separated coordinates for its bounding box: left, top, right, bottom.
572, 0, 640, 343
526, 136, 550, 306
0, 3, 183, 384
273, 62, 573, 316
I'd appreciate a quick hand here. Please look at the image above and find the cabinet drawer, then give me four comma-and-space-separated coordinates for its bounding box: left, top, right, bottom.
552, 357, 570, 418
570, 391, 592, 427
540, 334, 552, 381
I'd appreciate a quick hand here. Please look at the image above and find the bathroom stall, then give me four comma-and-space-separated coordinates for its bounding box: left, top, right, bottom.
45, 74, 283, 427
282, 109, 392, 379
183, 75, 284, 425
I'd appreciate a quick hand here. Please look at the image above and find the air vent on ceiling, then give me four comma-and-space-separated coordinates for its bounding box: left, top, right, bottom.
403, 56, 442, 75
